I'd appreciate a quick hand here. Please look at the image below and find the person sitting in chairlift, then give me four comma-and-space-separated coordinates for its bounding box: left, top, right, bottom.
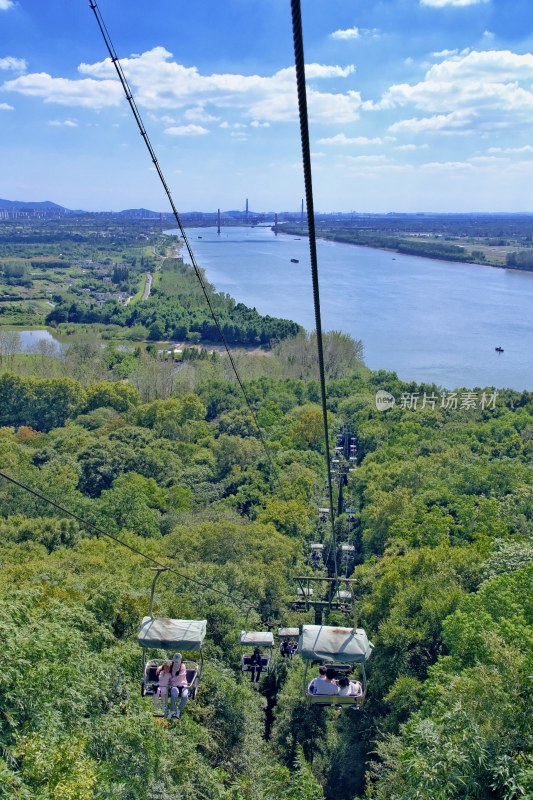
280, 640, 292, 658
168, 652, 188, 719
249, 647, 264, 683
308, 666, 339, 695
154, 660, 171, 714
337, 676, 363, 697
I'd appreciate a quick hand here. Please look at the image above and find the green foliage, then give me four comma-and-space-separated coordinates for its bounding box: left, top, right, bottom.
0, 358, 531, 800
46, 259, 302, 347
367, 567, 533, 800
0, 374, 85, 432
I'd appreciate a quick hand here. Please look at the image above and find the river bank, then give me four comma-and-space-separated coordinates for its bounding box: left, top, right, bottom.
276, 224, 533, 272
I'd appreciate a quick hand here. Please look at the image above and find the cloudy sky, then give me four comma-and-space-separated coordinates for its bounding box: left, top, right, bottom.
2, 0, 533, 212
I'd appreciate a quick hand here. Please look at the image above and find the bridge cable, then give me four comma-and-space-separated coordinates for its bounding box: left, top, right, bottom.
0, 468, 254, 612
291, 0, 338, 580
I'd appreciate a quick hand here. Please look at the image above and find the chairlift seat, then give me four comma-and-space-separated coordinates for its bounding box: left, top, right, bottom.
241, 654, 270, 670
307, 693, 363, 707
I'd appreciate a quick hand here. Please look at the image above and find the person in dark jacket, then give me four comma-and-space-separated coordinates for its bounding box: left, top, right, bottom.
249, 647, 263, 682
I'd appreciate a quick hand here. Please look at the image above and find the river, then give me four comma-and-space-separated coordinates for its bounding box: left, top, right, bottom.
169, 225, 533, 391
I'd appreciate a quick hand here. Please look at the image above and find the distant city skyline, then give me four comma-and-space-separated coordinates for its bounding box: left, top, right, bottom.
2, 0, 533, 213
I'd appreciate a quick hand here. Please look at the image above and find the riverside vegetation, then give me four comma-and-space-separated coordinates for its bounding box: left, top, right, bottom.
0, 218, 300, 346
0, 328, 531, 799
278, 212, 533, 269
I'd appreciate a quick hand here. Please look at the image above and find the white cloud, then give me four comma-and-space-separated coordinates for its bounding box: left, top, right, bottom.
303, 64, 355, 79
0, 101, 13, 110
2, 72, 123, 108
316, 133, 384, 145
331, 27, 360, 41
389, 110, 474, 134
420, 161, 473, 171
164, 124, 208, 136
4, 49, 360, 124
0, 56, 26, 71
432, 49, 458, 58
250, 120, 270, 128
78, 49, 360, 122
366, 50, 533, 140
469, 155, 510, 164
48, 119, 78, 127
420, 0, 488, 6
184, 106, 219, 122
0, 0, 14, 10
395, 143, 429, 150
488, 145, 533, 154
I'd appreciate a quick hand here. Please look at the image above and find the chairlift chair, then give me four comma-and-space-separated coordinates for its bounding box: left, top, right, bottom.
240, 630, 274, 676
137, 568, 206, 703
299, 624, 373, 707
138, 616, 206, 700
291, 585, 314, 611
309, 543, 324, 568
318, 507, 330, 523
277, 627, 300, 658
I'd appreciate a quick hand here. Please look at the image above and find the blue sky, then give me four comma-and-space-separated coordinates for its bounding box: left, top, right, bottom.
2, 0, 533, 212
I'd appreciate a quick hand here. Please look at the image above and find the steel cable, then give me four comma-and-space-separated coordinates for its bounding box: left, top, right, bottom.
290, 0, 338, 580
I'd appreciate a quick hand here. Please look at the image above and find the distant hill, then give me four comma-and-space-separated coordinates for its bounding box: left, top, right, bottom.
0, 198, 71, 212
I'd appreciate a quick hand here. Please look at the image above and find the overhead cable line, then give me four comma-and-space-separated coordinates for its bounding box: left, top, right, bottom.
0, 469, 253, 612
290, 0, 338, 579
88, 0, 279, 483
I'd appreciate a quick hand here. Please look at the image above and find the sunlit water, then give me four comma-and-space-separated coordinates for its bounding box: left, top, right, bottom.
168, 225, 533, 391
16, 329, 62, 352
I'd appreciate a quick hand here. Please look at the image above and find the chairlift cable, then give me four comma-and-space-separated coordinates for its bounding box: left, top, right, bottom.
290, 0, 338, 580
88, 0, 280, 486
0, 469, 253, 612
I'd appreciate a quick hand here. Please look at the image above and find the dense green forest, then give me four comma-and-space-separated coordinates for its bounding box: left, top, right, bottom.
0, 338, 531, 799
46, 258, 302, 346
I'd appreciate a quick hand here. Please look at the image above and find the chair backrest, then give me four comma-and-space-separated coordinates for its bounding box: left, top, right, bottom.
147, 665, 159, 682
186, 669, 197, 685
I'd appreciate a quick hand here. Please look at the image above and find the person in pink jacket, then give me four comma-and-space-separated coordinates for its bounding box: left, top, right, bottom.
154, 660, 171, 714
168, 652, 188, 719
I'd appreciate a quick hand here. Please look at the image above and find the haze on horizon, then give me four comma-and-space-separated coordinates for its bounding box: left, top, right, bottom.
2, 0, 533, 214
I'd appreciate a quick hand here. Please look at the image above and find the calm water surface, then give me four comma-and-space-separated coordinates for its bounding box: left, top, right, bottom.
18, 329, 62, 352
173, 225, 533, 391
